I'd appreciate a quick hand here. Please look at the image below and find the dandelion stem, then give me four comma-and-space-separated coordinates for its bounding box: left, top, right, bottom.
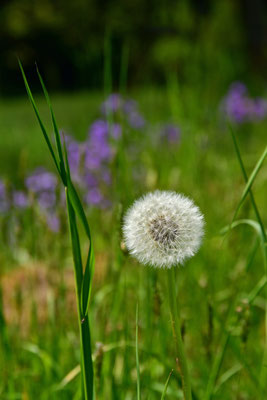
167, 268, 192, 400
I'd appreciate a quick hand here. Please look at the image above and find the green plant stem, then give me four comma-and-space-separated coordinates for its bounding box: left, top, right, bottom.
66, 194, 94, 400
167, 268, 192, 400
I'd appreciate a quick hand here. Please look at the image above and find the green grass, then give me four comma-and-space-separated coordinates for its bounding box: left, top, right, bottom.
0, 79, 267, 400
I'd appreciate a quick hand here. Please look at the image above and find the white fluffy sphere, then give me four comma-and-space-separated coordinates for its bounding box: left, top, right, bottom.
123, 190, 204, 268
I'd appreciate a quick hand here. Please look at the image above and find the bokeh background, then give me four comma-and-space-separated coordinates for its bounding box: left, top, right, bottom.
1, 0, 267, 94
1, 1, 267, 399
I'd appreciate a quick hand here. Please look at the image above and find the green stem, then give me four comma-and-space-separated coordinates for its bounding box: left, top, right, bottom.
66, 194, 94, 400
167, 268, 192, 400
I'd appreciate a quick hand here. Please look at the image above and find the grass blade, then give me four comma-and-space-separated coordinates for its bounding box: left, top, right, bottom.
136, 303, 141, 400
18, 60, 60, 176
66, 179, 95, 315
231, 143, 267, 224
214, 364, 242, 394
220, 219, 261, 237
161, 369, 174, 400
36, 65, 67, 185
229, 124, 267, 241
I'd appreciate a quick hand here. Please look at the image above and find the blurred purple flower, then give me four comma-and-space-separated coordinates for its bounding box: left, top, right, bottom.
111, 123, 122, 139
13, 191, 28, 209
84, 188, 103, 206
46, 213, 60, 232
101, 169, 112, 185
221, 82, 267, 123
101, 93, 122, 115
37, 191, 57, 210
83, 172, 98, 187
252, 98, 267, 120
25, 168, 57, 193
0, 180, 9, 213
85, 120, 112, 170
161, 124, 181, 144
127, 111, 146, 129
123, 99, 138, 114
64, 134, 81, 173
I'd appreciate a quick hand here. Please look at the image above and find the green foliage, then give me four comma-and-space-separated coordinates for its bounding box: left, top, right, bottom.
0, 75, 267, 399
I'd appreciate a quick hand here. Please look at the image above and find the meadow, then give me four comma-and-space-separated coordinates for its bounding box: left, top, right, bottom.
0, 76, 267, 400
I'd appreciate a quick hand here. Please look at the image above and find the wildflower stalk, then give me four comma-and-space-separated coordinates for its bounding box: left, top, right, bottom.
167, 268, 192, 400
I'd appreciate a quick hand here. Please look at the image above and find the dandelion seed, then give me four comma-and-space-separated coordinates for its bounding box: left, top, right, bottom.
123, 190, 204, 268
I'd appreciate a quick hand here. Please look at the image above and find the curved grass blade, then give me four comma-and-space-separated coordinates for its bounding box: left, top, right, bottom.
18, 60, 60, 176
229, 124, 267, 241
231, 143, 267, 224
220, 219, 262, 237
161, 369, 174, 400
54, 365, 81, 391
36, 65, 67, 186
247, 275, 267, 305
214, 364, 242, 394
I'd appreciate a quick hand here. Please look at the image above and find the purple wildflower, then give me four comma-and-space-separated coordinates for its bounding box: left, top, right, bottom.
110, 123, 122, 139
84, 188, 103, 206
221, 82, 267, 123
127, 111, 146, 129
252, 98, 267, 121
161, 124, 181, 144
37, 191, 56, 210
46, 213, 60, 232
13, 191, 28, 209
25, 168, 57, 193
123, 99, 138, 114
100, 93, 122, 115
64, 134, 81, 173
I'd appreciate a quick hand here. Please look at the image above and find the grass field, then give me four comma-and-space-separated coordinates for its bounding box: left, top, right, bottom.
0, 81, 267, 399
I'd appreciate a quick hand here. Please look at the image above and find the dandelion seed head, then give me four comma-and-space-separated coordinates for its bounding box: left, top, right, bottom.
123, 191, 204, 268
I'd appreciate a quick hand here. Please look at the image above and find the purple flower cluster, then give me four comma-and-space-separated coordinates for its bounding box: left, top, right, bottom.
222, 82, 267, 124
101, 93, 146, 129
2, 93, 147, 230
82, 119, 120, 207
25, 168, 60, 232
161, 124, 181, 144
0, 181, 29, 213
13, 191, 28, 209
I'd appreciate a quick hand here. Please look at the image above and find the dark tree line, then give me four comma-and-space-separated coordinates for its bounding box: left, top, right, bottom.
0, 0, 266, 95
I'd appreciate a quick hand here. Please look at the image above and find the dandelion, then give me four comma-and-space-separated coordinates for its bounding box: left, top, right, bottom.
123, 190, 204, 400
123, 190, 204, 268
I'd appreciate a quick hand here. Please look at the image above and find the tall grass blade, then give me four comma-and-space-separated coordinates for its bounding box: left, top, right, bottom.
36, 65, 67, 185
161, 369, 174, 400
229, 124, 266, 241
18, 60, 60, 177
231, 143, 267, 224
204, 328, 230, 400
66, 189, 94, 400
214, 364, 242, 394
136, 303, 141, 400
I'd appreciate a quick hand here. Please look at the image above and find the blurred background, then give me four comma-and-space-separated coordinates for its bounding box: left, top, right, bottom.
1, 0, 267, 95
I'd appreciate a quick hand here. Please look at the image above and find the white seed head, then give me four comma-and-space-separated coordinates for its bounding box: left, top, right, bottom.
123, 190, 204, 268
